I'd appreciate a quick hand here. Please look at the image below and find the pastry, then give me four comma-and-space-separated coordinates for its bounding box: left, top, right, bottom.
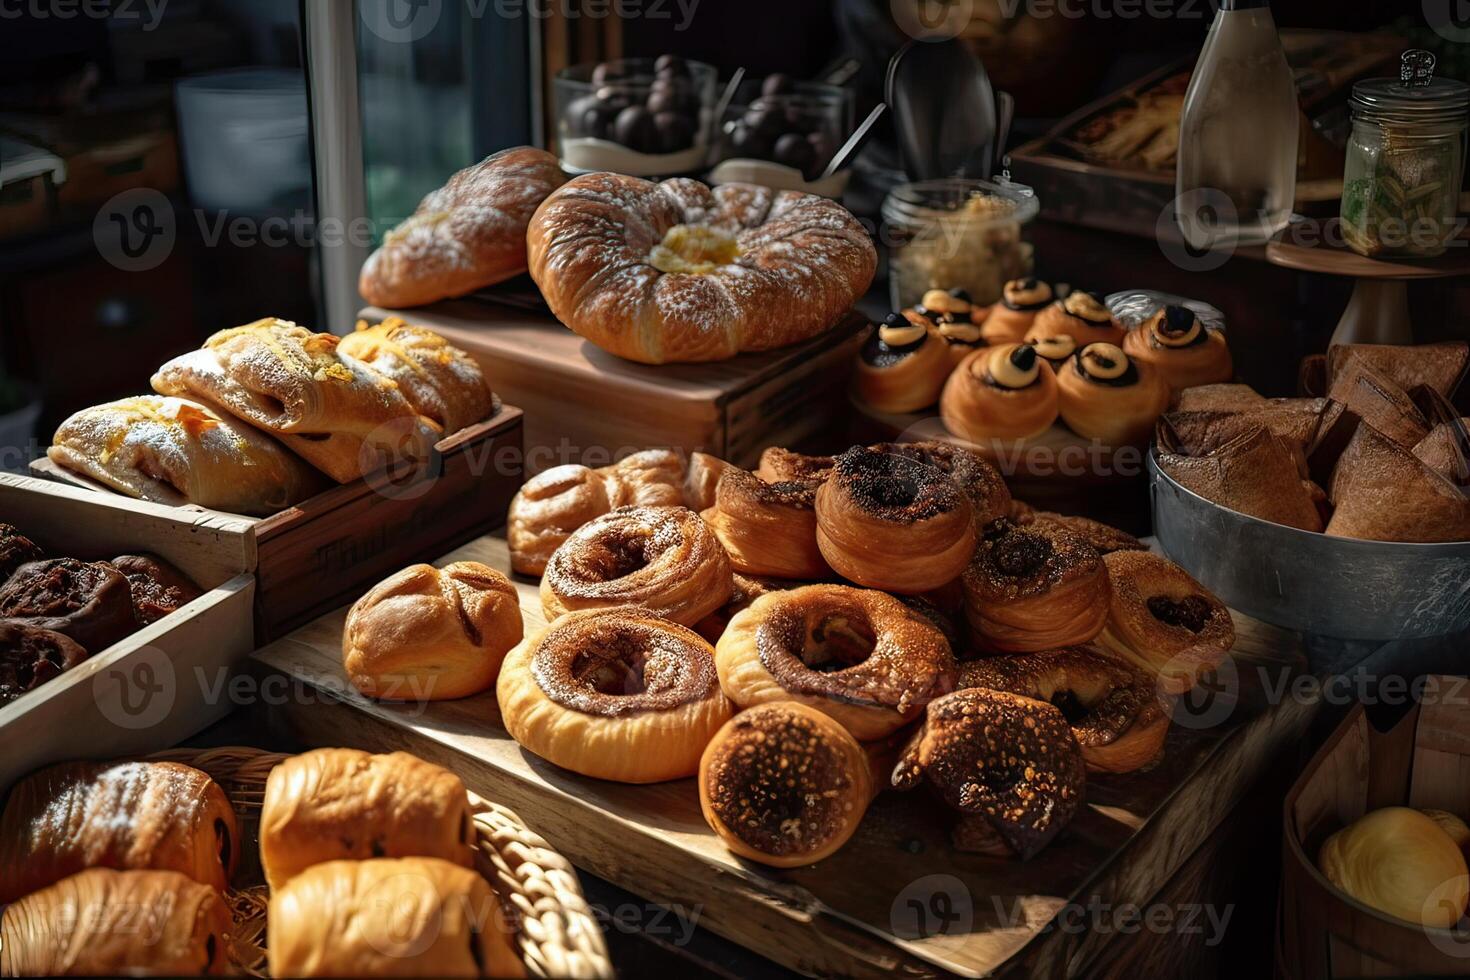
1319, 807, 1469, 928
755, 447, 835, 483
716, 584, 957, 740
506, 450, 686, 576
0, 622, 88, 706
683, 450, 733, 512
48, 395, 323, 516
0, 760, 237, 903
0, 523, 42, 583
339, 317, 496, 433
258, 748, 474, 891
854, 313, 952, 414
1325, 359, 1432, 449
359, 145, 568, 308
1160, 405, 1321, 461
497, 607, 733, 783
1413, 418, 1470, 484
1095, 550, 1235, 694
914, 288, 988, 367
110, 554, 202, 626
1027, 332, 1077, 371
1156, 426, 1326, 532
701, 466, 830, 580
152, 319, 438, 484
693, 573, 803, 645
527, 175, 876, 363
1423, 808, 1470, 858
0, 558, 138, 654
982, 278, 1055, 344
1021, 512, 1146, 555
0, 868, 232, 977
699, 701, 874, 867
1175, 383, 1268, 413
959, 648, 1168, 773
1326, 422, 1470, 542
869, 440, 1012, 528
1027, 291, 1126, 348
940, 343, 1060, 444
268, 858, 524, 978
1056, 343, 1170, 446
814, 446, 975, 594
343, 562, 523, 701
892, 688, 1085, 859
962, 518, 1109, 653
540, 505, 731, 626
1121, 304, 1233, 390
1327, 340, 1469, 401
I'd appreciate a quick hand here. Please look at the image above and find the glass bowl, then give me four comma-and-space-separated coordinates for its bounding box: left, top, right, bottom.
714, 77, 853, 184
555, 56, 718, 177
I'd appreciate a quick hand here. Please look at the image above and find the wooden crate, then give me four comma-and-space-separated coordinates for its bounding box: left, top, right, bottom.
361, 301, 869, 474
252, 532, 1316, 979
29, 407, 524, 641
1280, 679, 1470, 978
0, 474, 256, 789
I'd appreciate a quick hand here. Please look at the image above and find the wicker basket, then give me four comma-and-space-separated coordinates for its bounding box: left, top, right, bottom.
146, 746, 614, 979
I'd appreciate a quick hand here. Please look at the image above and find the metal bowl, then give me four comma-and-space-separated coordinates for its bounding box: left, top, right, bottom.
1148, 452, 1470, 641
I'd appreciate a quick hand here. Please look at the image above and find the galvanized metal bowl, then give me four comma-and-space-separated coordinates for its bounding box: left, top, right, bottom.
1148, 452, 1470, 641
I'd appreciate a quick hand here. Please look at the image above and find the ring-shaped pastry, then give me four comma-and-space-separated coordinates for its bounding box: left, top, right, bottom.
869, 440, 1012, 528
1121, 304, 1234, 390
940, 343, 1059, 444
962, 518, 1109, 652
701, 467, 830, 580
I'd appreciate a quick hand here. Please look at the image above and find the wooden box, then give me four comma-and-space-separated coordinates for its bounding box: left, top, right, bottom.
0, 474, 256, 789
362, 301, 868, 475
1280, 678, 1470, 978
29, 407, 524, 642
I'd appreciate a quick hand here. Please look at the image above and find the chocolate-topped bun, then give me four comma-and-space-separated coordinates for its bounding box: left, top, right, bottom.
1096, 551, 1235, 694
110, 554, 202, 626
1122, 304, 1234, 391
940, 342, 1060, 444
0, 559, 138, 654
1057, 342, 1170, 447
962, 518, 1109, 653
982, 277, 1054, 343
1026, 332, 1077, 370
716, 584, 957, 740
916, 289, 988, 368
0, 524, 43, 585
855, 313, 953, 414
755, 446, 835, 484
870, 440, 1012, 528
701, 466, 831, 580
699, 701, 875, 867
892, 687, 1085, 859
497, 607, 733, 783
814, 446, 975, 594
0, 622, 88, 706
1029, 290, 1126, 348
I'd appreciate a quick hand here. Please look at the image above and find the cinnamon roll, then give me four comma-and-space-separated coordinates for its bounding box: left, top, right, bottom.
1028, 290, 1126, 348
701, 467, 830, 580
755, 447, 835, 484
854, 313, 952, 414
1122, 305, 1233, 390
916, 288, 988, 367
1096, 551, 1235, 694
1026, 332, 1077, 372
497, 607, 733, 783
940, 343, 1060, 444
962, 518, 1109, 653
540, 505, 732, 627
683, 451, 733, 512
716, 584, 957, 740
892, 688, 1085, 859
814, 446, 975, 594
694, 573, 804, 645
870, 440, 1012, 528
1022, 512, 1147, 555
982, 278, 1055, 344
1057, 343, 1170, 447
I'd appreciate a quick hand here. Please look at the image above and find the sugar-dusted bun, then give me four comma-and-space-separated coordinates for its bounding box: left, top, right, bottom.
339, 317, 496, 433
962, 518, 1109, 653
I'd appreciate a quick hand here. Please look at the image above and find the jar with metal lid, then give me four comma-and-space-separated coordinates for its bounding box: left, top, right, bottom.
1339, 58, 1469, 259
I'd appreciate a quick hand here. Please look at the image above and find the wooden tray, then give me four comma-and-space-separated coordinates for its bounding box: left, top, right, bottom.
0, 474, 256, 788
361, 301, 868, 475
252, 534, 1316, 978
28, 407, 524, 642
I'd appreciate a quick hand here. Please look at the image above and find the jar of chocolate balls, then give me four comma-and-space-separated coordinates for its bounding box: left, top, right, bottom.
556, 55, 718, 177
710, 75, 853, 195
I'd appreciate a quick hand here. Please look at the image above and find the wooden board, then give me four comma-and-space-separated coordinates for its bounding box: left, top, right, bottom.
252, 534, 1316, 979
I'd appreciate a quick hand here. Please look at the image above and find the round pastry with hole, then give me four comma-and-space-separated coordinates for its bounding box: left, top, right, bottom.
959, 647, 1168, 773
814, 446, 975, 594
1056, 342, 1170, 447
540, 505, 732, 627
962, 518, 1109, 653
1027, 290, 1126, 348
869, 440, 1012, 528
940, 343, 1059, 445
855, 313, 952, 414
497, 607, 733, 783
701, 467, 830, 580
1121, 304, 1234, 391
716, 584, 957, 740
981, 278, 1055, 344
527, 174, 876, 363
1096, 550, 1235, 694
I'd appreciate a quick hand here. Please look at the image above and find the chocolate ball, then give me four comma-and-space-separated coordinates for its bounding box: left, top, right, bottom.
653, 111, 695, 153
654, 54, 689, 78
564, 95, 601, 138
591, 62, 624, 87
773, 132, 814, 172
613, 105, 658, 153
744, 104, 784, 138
728, 123, 772, 159
762, 74, 795, 97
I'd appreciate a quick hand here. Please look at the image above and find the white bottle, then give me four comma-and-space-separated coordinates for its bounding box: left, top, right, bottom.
1175, 0, 1299, 250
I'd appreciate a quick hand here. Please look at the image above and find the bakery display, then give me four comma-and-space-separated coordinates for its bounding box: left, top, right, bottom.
1318, 807, 1470, 929
940, 343, 1060, 444
338, 317, 496, 433
700, 465, 830, 580
358, 146, 567, 308
854, 313, 952, 413
1056, 343, 1171, 447
982, 278, 1055, 344
498, 607, 732, 783
0, 622, 87, 707
111, 553, 203, 626
1027, 291, 1126, 348
962, 519, 1109, 653
526, 174, 875, 363
0, 558, 139, 654
1121, 304, 1234, 391
343, 562, 523, 701
1096, 551, 1235, 694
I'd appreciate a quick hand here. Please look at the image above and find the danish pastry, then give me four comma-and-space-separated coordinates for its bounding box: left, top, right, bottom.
110, 554, 201, 626
940, 343, 1060, 444
854, 313, 952, 413
915, 288, 988, 367
982, 278, 1054, 344
693, 573, 802, 645
0, 622, 87, 706
339, 317, 496, 433
683, 451, 733, 512
1027, 290, 1125, 348
755, 447, 835, 483
701, 466, 830, 579
962, 518, 1109, 653
1026, 332, 1077, 371
0, 558, 138, 654
870, 440, 1012, 528
1121, 304, 1233, 391
1056, 343, 1170, 446
1020, 512, 1146, 555
1096, 551, 1235, 694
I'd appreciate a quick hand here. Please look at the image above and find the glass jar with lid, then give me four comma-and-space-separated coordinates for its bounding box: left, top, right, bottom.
1339, 70, 1469, 259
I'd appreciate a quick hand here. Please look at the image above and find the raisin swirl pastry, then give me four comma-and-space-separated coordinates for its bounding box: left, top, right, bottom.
701, 466, 831, 580
1122, 304, 1234, 391
1056, 342, 1170, 447
1097, 551, 1235, 694
1028, 290, 1126, 348
0, 558, 138, 654
0, 523, 42, 584
716, 584, 957, 740
0, 623, 87, 706
914, 288, 988, 368
870, 440, 1012, 528
962, 518, 1109, 653
982, 278, 1055, 344
498, 607, 733, 783
940, 342, 1060, 444
854, 312, 953, 414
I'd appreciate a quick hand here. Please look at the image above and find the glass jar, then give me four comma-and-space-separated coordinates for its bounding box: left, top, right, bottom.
1339, 76, 1469, 259
716, 78, 853, 182
881, 177, 1039, 311
554, 57, 718, 177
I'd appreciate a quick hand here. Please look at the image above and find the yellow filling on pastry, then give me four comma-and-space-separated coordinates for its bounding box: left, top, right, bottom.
1148, 309, 1203, 348
1031, 335, 1076, 360
879, 322, 928, 346
988, 344, 1040, 388
649, 224, 741, 275
938, 321, 983, 343
1080, 343, 1129, 380
1063, 292, 1111, 323
1004, 278, 1052, 306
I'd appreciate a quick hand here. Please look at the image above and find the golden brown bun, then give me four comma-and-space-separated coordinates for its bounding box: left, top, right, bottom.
854, 327, 952, 414
1, 868, 231, 976
683, 451, 733, 512
962, 519, 1109, 653
259, 749, 474, 892
1156, 426, 1325, 532
343, 562, 523, 701
693, 574, 805, 645
540, 505, 732, 626
980, 279, 1055, 344
699, 701, 873, 867
268, 858, 524, 978
1022, 512, 1146, 555
702, 467, 830, 579
941, 344, 1059, 444
498, 608, 732, 783
0, 760, 237, 903
1028, 293, 1126, 348
1056, 345, 1170, 447
1326, 422, 1470, 542
1327, 341, 1469, 401
1121, 309, 1233, 391
359, 146, 567, 308
1319, 807, 1470, 928
338, 318, 495, 433
755, 447, 835, 483
716, 584, 957, 740
527, 175, 875, 363
869, 440, 1012, 528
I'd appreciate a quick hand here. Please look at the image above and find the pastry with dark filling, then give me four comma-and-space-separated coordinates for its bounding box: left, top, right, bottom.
962, 518, 1109, 653
940, 342, 1060, 444
0, 524, 42, 585
1028, 290, 1125, 347
1020, 511, 1147, 555
854, 313, 952, 414
912, 288, 989, 368
110, 554, 202, 626
1096, 551, 1235, 694
870, 440, 1012, 527
0, 622, 88, 706
1122, 304, 1233, 390
0, 558, 138, 654
982, 278, 1055, 344
1026, 332, 1077, 371
1057, 342, 1170, 447
755, 446, 835, 484
701, 466, 831, 580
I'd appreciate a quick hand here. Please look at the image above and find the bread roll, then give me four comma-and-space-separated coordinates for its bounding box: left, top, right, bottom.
1319, 807, 1470, 928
